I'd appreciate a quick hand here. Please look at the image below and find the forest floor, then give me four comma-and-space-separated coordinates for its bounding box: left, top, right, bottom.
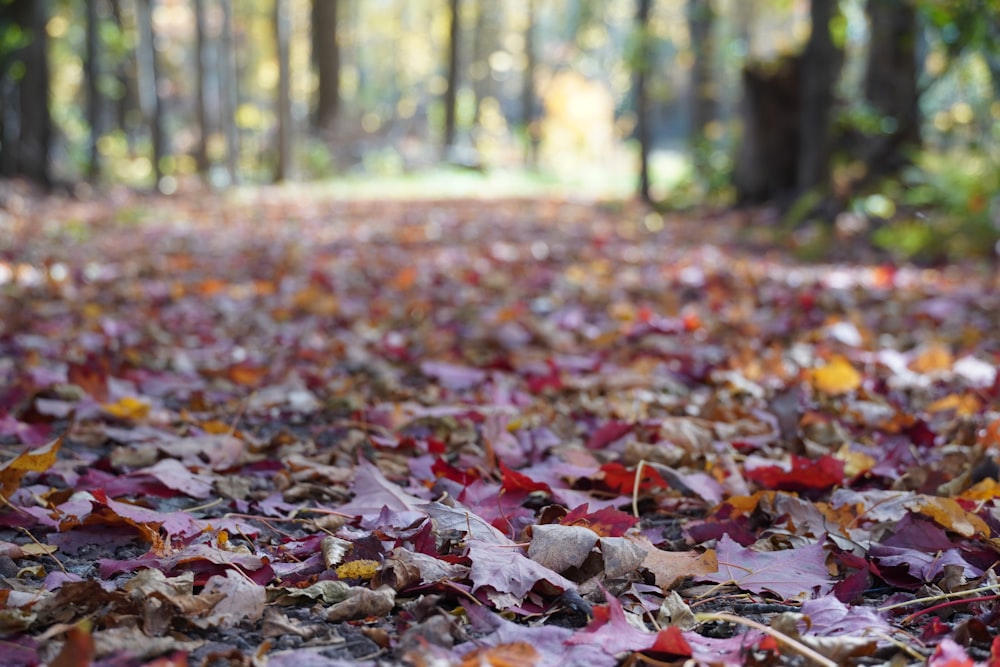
2, 187, 1000, 666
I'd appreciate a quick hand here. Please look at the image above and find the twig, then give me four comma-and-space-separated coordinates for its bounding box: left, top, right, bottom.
18, 526, 67, 575
878, 582, 1000, 612
900, 594, 1000, 625
632, 460, 647, 518
695, 612, 838, 667
183, 497, 224, 513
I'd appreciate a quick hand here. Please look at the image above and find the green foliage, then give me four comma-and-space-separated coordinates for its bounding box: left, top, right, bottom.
868, 150, 1000, 261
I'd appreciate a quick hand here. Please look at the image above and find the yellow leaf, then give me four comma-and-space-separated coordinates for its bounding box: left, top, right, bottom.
812, 356, 862, 395
959, 478, 1000, 502
926, 393, 981, 417
910, 343, 953, 374
102, 396, 150, 420
834, 443, 876, 477
0, 436, 63, 498
336, 559, 380, 580
907, 496, 989, 538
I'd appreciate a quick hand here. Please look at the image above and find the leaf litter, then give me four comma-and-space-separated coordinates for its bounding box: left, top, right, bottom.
2, 192, 1000, 665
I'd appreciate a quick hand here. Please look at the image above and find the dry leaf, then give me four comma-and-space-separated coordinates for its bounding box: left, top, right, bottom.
0, 436, 63, 498
812, 356, 861, 395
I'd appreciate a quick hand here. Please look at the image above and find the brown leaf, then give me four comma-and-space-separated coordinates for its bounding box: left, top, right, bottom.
326, 585, 396, 622
528, 524, 599, 572
631, 536, 717, 590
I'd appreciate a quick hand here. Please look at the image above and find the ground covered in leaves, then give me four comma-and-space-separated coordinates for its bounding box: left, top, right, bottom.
3, 188, 1000, 666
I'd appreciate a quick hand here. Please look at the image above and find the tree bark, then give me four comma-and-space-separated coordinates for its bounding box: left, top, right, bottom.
85, 0, 102, 180
311, 0, 340, 131
274, 0, 292, 182
732, 56, 801, 203
863, 0, 919, 174
220, 0, 239, 184
521, 0, 538, 166
797, 0, 840, 191
634, 0, 653, 204
193, 0, 209, 174
0, 0, 52, 185
687, 0, 715, 181
443, 0, 460, 150
135, 0, 164, 187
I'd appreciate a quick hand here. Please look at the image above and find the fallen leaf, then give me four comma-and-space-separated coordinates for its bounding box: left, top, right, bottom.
703, 535, 833, 600
812, 356, 861, 395
0, 436, 63, 498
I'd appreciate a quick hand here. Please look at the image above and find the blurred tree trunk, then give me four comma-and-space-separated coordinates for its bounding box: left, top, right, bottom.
220, 0, 239, 184
634, 0, 653, 204
797, 0, 841, 191
274, 0, 291, 182
108, 0, 137, 153
521, 0, 538, 166
0, 0, 52, 185
733, 56, 800, 203
687, 0, 715, 182
863, 0, 919, 174
443, 0, 460, 150
193, 0, 209, 174
471, 0, 497, 134
85, 0, 102, 180
312, 0, 339, 131
135, 0, 164, 187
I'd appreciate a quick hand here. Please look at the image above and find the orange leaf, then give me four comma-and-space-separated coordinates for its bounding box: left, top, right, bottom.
460, 642, 538, 667
50, 621, 95, 667
926, 393, 980, 417
0, 436, 63, 498
391, 265, 418, 290
907, 496, 989, 538
102, 396, 151, 420
227, 364, 267, 386
812, 356, 861, 395
910, 342, 953, 374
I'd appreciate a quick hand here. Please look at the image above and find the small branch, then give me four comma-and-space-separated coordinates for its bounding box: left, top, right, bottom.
695, 612, 838, 667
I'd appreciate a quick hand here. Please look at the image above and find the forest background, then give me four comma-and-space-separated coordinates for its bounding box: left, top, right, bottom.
1, 0, 998, 261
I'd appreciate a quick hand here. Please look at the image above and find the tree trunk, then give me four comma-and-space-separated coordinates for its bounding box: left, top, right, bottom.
274, 0, 292, 182
863, 0, 919, 174
0, 0, 52, 185
687, 0, 715, 181
733, 56, 801, 203
193, 0, 209, 174
311, 0, 340, 131
135, 0, 164, 187
797, 0, 840, 191
521, 0, 538, 166
85, 0, 102, 181
443, 0, 460, 150
220, 0, 239, 185
634, 0, 653, 204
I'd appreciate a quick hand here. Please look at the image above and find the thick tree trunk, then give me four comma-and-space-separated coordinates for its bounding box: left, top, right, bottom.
443, 0, 460, 150
311, 0, 340, 131
634, 0, 653, 204
733, 56, 801, 203
0, 0, 52, 185
797, 0, 840, 191
274, 0, 292, 182
863, 0, 919, 174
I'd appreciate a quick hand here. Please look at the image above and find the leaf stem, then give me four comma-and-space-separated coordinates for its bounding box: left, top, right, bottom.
877, 582, 1000, 612
695, 612, 838, 667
